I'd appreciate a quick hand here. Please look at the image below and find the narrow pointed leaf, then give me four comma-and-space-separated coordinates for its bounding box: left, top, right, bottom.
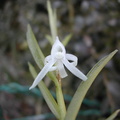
105, 109, 120, 120
65, 50, 118, 120
54, 9, 57, 35
28, 62, 60, 119
47, 0, 57, 41
45, 34, 53, 45
62, 34, 72, 46
27, 24, 44, 69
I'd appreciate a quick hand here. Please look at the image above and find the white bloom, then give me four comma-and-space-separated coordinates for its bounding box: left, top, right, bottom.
29, 37, 87, 90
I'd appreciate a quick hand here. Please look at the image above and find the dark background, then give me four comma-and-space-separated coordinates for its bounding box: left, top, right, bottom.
0, 0, 120, 120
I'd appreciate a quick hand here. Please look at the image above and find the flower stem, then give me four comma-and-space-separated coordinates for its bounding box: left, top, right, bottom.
56, 84, 66, 120
57, 72, 61, 85
56, 73, 66, 120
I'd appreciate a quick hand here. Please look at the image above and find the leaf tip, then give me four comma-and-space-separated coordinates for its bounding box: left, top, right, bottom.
27, 24, 31, 33
47, 0, 50, 9
116, 109, 120, 113
28, 61, 30, 67
110, 49, 118, 56
114, 49, 118, 53
27, 24, 30, 29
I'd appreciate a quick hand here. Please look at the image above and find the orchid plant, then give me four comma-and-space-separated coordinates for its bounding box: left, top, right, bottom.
27, 1, 119, 120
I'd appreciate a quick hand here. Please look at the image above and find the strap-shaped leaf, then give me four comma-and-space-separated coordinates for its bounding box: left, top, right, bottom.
47, 0, 57, 41
106, 109, 120, 120
27, 24, 44, 69
28, 62, 60, 119
62, 34, 72, 46
65, 50, 118, 120
45, 34, 53, 45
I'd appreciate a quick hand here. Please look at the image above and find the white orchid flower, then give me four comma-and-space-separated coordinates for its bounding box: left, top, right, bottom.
29, 37, 87, 90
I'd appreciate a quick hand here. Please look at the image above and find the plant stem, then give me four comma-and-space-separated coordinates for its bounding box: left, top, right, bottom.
56, 85, 66, 120
56, 73, 66, 120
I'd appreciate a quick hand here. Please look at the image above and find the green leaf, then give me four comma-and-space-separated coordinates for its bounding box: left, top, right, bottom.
28, 62, 60, 119
62, 34, 72, 46
47, 0, 57, 41
27, 24, 44, 69
65, 50, 118, 120
105, 109, 120, 120
45, 34, 53, 45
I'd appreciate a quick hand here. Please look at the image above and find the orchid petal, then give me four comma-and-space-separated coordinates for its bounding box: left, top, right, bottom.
51, 37, 66, 57
57, 61, 68, 78
45, 55, 57, 71
63, 59, 87, 81
44, 55, 52, 64
66, 54, 78, 66
29, 60, 56, 89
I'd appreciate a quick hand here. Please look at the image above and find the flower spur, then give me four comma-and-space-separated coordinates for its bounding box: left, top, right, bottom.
29, 37, 87, 90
